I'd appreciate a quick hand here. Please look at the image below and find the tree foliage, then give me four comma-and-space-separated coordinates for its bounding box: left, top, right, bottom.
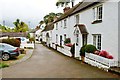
13, 19, 28, 32
0, 24, 13, 32
56, 0, 75, 7
39, 12, 63, 26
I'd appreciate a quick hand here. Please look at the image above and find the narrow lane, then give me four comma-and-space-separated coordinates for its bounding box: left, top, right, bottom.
2, 44, 119, 78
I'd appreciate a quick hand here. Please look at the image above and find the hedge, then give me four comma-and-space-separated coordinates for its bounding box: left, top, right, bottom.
2, 38, 21, 47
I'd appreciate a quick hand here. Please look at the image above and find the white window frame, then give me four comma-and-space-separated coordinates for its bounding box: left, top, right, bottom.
93, 5, 103, 20
64, 19, 67, 28
61, 21, 62, 27
93, 34, 101, 50
75, 14, 79, 24
56, 34, 58, 43
56, 23, 58, 30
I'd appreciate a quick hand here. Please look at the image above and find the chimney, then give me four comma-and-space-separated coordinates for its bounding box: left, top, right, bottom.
63, 7, 70, 13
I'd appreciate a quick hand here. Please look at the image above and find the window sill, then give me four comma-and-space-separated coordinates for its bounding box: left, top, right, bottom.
92, 20, 102, 24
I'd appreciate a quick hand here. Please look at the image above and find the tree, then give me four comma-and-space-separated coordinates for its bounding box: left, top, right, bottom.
13, 19, 28, 32
43, 12, 63, 25
56, 0, 75, 7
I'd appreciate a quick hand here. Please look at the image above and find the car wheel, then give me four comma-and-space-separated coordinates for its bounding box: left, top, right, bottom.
2, 53, 10, 61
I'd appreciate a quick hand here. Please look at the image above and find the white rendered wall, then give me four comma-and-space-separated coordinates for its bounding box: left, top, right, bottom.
79, 2, 118, 61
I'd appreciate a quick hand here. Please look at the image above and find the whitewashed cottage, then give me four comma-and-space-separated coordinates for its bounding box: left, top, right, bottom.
49, 0, 120, 68
42, 22, 54, 47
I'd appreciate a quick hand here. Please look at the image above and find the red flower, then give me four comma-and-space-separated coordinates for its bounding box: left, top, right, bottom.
99, 50, 109, 58
106, 55, 113, 59
65, 43, 73, 47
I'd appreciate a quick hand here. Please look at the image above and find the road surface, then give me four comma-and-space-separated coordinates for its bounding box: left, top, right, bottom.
2, 44, 120, 78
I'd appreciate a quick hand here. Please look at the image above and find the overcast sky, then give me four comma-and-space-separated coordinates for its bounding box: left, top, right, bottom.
0, 0, 80, 28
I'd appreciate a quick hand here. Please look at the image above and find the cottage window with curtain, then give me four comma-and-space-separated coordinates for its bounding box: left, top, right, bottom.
61, 21, 62, 27
93, 34, 101, 50
56, 23, 58, 30
56, 34, 58, 43
93, 5, 103, 21
64, 19, 67, 28
76, 14, 79, 24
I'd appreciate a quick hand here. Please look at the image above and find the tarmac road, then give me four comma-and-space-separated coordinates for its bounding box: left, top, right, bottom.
2, 44, 120, 78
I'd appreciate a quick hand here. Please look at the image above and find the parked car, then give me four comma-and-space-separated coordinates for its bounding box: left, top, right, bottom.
0, 43, 20, 61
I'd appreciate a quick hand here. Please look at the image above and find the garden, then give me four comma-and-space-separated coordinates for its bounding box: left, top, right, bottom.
79, 44, 117, 67
0, 38, 26, 68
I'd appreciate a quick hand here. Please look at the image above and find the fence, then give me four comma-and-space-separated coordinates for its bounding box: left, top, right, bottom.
20, 42, 35, 49
85, 53, 118, 68
57, 45, 72, 57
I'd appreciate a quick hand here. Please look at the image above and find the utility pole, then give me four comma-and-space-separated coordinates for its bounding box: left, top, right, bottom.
28, 21, 31, 28
3, 20, 5, 26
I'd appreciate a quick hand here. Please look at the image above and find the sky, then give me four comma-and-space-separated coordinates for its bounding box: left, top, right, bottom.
0, 0, 80, 29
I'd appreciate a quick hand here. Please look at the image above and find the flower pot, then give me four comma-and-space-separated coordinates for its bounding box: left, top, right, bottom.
81, 56, 85, 62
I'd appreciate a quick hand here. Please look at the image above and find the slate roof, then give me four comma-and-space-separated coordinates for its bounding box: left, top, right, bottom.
42, 22, 54, 32
54, 2, 82, 23
70, 0, 101, 16
42, 0, 103, 32
74, 24, 88, 34
0, 32, 27, 37
55, 0, 102, 23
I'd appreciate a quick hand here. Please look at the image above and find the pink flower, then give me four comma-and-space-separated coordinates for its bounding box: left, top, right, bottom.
99, 50, 109, 58
65, 43, 73, 47
106, 55, 114, 59
94, 50, 100, 55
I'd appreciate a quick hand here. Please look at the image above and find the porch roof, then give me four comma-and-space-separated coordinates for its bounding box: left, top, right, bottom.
74, 24, 88, 34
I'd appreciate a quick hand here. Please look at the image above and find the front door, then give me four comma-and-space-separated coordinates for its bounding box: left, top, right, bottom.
82, 34, 87, 46
60, 35, 62, 46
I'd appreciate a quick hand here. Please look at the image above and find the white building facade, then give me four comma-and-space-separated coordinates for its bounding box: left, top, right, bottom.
43, 0, 120, 67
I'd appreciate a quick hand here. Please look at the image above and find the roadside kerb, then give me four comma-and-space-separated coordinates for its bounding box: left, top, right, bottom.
8, 49, 34, 66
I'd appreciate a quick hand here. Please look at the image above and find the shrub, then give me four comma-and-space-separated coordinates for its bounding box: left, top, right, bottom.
79, 45, 87, 57
85, 44, 97, 53
64, 38, 71, 44
0, 63, 9, 68
2, 38, 21, 47
29, 37, 35, 43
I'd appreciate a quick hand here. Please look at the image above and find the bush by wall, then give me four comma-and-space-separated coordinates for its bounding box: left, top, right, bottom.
64, 38, 71, 44
85, 44, 97, 53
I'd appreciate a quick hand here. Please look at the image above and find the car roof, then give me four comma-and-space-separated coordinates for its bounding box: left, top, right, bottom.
0, 43, 16, 49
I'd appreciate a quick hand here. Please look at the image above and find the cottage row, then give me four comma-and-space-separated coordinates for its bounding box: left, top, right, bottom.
39, 0, 120, 68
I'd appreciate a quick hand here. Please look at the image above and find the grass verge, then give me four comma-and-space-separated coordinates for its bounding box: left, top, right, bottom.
0, 62, 9, 68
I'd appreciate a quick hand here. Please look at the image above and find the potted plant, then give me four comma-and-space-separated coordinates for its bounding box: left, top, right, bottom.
85, 44, 97, 53
64, 38, 71, 44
